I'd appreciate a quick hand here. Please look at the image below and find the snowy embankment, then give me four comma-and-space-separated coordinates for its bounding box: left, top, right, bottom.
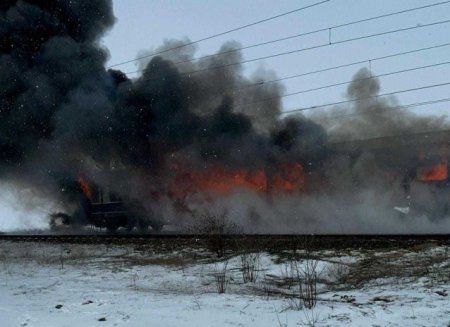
0, 241, 449, 327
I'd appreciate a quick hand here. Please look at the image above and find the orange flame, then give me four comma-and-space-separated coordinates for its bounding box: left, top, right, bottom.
77, 176, 93, 199
169, 163, 304, 202
272, 163, 305, 193
418, 162, 448, 182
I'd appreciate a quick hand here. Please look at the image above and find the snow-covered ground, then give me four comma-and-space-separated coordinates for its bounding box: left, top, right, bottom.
0, 240, 449, 326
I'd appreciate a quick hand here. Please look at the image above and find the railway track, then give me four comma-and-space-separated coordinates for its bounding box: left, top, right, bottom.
1, 233, 449, 250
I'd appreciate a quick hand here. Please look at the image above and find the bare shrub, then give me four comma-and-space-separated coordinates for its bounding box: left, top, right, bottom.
280, 261, 297, 289
297, 259, 319, 309
325, 263, 350, 284
57, 246, 76, 269
191, 213, 241, 257
130, 272, 139, 289
283, 261, 302, 310
0, 247, 12, 280
275, 311, 288, 327
213, 260, 229, 293
300, 308, 321, 326
240, 252, 261, 283
192, 296, 202, 310
285, 259, 319, 310
261, 274, 274, 299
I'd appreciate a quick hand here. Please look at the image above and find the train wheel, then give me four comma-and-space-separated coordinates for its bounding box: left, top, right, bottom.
136, 219, 149, 232
106, 225, 118, 233
149, 221, 163, 232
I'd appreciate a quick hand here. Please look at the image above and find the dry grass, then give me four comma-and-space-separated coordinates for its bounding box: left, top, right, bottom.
339, 246, 450, 288
1, 238, 448, 295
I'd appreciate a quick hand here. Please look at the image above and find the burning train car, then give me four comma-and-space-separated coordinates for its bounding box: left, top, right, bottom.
60, 162, 306, 232
332, 130, 450, 219
63, 128, 450, 233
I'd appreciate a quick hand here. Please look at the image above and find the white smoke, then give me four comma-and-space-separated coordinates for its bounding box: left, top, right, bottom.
0, 183, 60, 232
182, 186, 450, 234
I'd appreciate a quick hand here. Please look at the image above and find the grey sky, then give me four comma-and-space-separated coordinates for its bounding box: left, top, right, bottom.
101, 0, 450, 119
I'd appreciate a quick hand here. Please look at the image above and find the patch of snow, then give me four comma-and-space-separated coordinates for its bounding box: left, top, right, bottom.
0, 241, 449, 326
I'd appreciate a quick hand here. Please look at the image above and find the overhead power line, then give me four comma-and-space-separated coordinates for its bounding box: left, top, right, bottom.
328, 97, 450, 120
235, 42, 450, 90
329, 127, 450, 144
122, 19, 450, 83
125, 0, 450, 75
114, 42, 450, 115
235, 60, 450, 108
282, 81, 450, 115
107, 0, 330, 68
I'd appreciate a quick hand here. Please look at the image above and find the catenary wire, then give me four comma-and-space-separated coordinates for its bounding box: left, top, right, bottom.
107, 0, 331, 68
329, 126, 450, 144
121, 19, 450, 83
123, 0, 450, 75
234, 42, 450, 90
235, 61, 450, 108
326, 97, 450, 120
282, 81, 450, 115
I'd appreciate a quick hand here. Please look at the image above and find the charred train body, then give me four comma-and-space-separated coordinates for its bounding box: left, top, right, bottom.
53, 131, 450, 232
54, 183, 164, 232
333, 130, 450, 219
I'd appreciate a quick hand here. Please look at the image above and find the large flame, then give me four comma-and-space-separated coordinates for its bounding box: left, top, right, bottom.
418, 162, 448, 182
272, 163, 305, 193
77, 176, 93, 200
169, 163, 304, 202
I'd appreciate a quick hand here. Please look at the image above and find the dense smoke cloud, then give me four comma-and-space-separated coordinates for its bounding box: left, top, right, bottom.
0, 0, 114, 163
311, 68, 448, 141
0, 1, 449, 233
